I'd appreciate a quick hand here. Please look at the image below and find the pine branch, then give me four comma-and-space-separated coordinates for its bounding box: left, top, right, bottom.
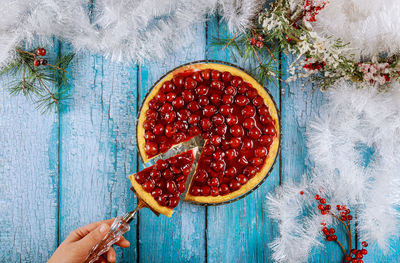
0, 47, 74, 113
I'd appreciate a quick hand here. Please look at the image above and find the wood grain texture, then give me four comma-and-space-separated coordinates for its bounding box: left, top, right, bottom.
137, 23, 207, 263
205, 15, 281, 263
0, 42, 59, 262
58, 46, 138, 262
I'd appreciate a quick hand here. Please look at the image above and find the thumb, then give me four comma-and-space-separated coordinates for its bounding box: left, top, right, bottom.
77, 223, 110, 252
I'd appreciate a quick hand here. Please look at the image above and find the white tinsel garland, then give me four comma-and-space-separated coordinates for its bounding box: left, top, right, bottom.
0, 0, 263, 67
267, 82, 400, 262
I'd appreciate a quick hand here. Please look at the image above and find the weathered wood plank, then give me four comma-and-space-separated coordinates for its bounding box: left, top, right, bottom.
137, 23, 207, 263
58, 47, 138, 262
0, 42, 59, 262
206, 15, 281, 263
280, 54, 347, 262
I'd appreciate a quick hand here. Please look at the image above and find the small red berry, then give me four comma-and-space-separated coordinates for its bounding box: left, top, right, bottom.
300, 191, 304, 195
318, 204, 324, 210
321, 210, 327, 215
362, 241, 368, 247
329, 228, 335, 234
33, 59, 40, 67
249, 37, 256, 45
315, 194, 321, 200
327, 236, 333, 241
361, 249, 368, 255
320, 198, 326, 204
351, 249, 357, 254
36, 48, 46, 56
325, 204, 331, 210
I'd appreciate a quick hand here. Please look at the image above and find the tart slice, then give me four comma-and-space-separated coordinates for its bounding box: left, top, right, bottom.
138, 62, 280, 204
129, 148, 197, 217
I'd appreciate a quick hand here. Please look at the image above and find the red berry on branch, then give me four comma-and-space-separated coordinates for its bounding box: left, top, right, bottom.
256, 41, 263, 48
361, 249, 368, 255
345, 256, 352, 261
300, 190, 304, 195
331, 235, 337, 241
327, 236, 333, 241
351, 249, 357, 254
318, 204, 324, 210
325, 204, 331, 210
321, 210, 327, 215
33, 59, 40, 67
329, 228, 335, 234
357, 260, 363, 263
249, 37, 257, 45
36, 48, 46, 56
337, 205, 342, 210
320, 198, 326, 204
347, 215, 353, 220
315, 194, 321, 200
362, 241, 368, 247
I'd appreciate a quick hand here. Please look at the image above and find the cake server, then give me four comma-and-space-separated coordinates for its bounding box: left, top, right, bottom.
84, 136, 204, 263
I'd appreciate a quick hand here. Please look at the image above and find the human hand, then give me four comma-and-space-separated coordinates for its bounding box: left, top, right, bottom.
48, 219, 130, 263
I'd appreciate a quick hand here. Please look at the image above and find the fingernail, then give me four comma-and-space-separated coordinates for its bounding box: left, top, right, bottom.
99, 224, 108, 233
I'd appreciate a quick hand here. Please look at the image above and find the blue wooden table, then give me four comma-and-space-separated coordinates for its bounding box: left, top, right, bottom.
0, 14, 399, 263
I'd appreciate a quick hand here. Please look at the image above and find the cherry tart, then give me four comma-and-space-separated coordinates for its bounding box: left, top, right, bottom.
129, 149, 197, 217
137, 62, 280, 204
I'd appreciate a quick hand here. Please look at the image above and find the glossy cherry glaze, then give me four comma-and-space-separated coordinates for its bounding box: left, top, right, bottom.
135, 150, 195, 208
143, 69, 277, 197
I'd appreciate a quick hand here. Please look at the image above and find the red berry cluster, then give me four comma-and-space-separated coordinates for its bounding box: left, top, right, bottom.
303, 0, 328, 22
144, 67, 277, 198
303, 61, 326, 71
33, 48, 48, 67
310, 193, 369, 263
135, 150, 195, 208
345, 243, 368, 263
249, 34, 264, 49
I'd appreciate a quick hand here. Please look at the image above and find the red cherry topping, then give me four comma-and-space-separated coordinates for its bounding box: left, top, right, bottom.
203, 105, 217, 117
221, 71, 232, 82
258, 105, 269, 115
238, 84, 248, 94
235, 95, 249, 106
226, 149, 238, 160
163, 169, 174, 180
172, 97, 185, 109
212, 114, 225, 125
259, 135, 273, 146
148, 98, 159, 110
210, 80, 224, 91
161, 81, 174, 93
155, 93, 167, 103
184, 77, 197, 90
230, 125, 244, 137
163, 111, 176, 123
177, 181, 186, 192
182, 90, 194, 102
224, 85, 237, 95
145, 142, 158, 156
187, 101, 200, 112
160, 103, 173, 114
250, 157, 263, 166
210, 135, 222, 146
151, 188, 162, 198
196, 85, 209, 95
203, 144, 215, 156
135, 173, 146, 184
198, 96, 209, 106
173, 76, 184, 88
150, 169, 161, 179
209, 93, 221, 105
208, 177, 219, 187
155, 159, 168, 171
201, 69, 211, 81
165, 124, 177, 137
166, 92, 176, 102
229, 179, 241, 191
230, 137, 242, 148
200, 118, 213, 131
225, 167, 237, 177
231, 76, 243, 87
248, 127, 261, 139
246, 88, 258, 99
243, 166, 257, 178
242, 138, 254, 150
195, 170, 208, 183
192, 72, 203, 82
219, 184, 230, 195
243, 118, 255, 129
220, 105, 233, 116
177, 109, 191, 121
237, 174, 248, 184
188, 114, 200, 125
211, 160, 225, 172
143, 180, 155, 192
145, 131, 155, 141
253, 96, 264, 107
238, 155, 249, 166
211, 70, 221, 80
189, 126, 201, 136
242, 105, 256, 117
168, 197, 180, 208
222, 94, 234, 104
225, 115, 238, 126
190, 186, 202, 196
210, 187, 219, 196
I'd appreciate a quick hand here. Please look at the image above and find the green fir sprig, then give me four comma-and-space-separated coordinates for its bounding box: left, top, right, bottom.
0, 48, 74, 113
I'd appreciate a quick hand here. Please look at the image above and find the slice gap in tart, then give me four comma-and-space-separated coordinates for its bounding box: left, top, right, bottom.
129, 148, 197, 217
138, 62, 280, 204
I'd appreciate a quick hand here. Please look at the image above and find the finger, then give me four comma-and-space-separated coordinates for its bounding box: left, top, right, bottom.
76, 223, 110, 252
106, 247, 117, 263
96, 255, 108, 263
115, 236, 130, 248
67, 219, 115, 242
